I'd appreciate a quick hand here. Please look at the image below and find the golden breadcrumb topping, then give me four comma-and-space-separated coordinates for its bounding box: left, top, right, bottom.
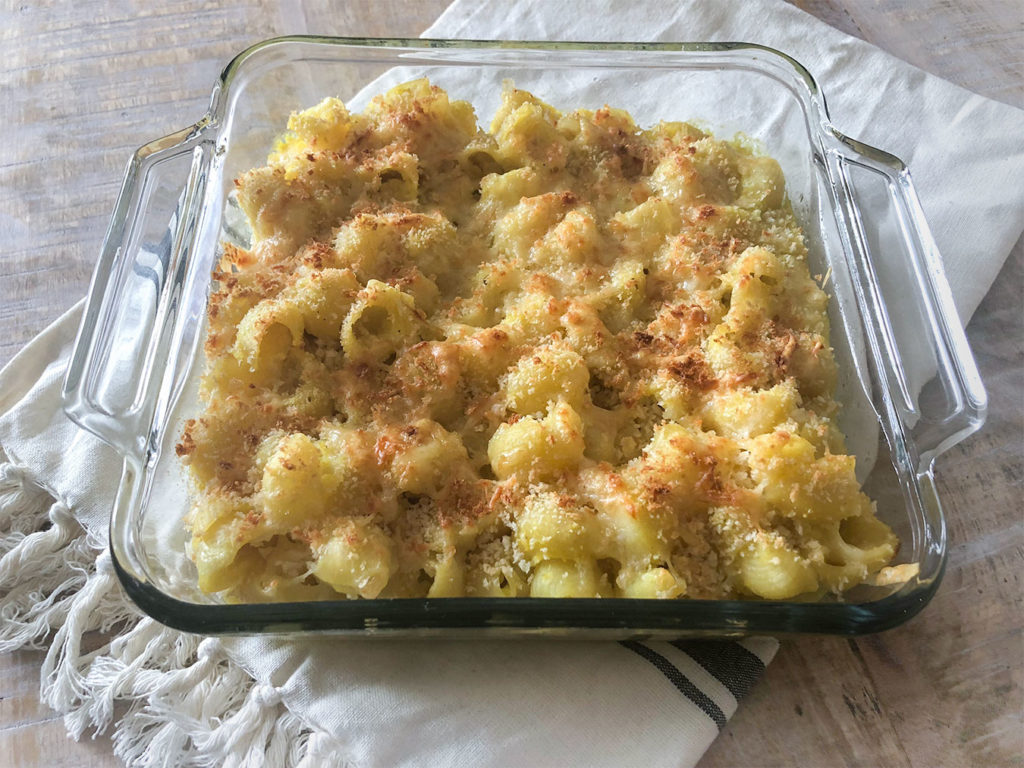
177, 80, 896, 602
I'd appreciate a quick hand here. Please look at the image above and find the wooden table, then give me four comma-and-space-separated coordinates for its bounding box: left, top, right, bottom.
2, 2, 1021, 766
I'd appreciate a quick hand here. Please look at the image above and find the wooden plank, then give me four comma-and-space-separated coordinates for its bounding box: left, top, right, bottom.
0, 648, 122, 768
841, 0, 1024, 109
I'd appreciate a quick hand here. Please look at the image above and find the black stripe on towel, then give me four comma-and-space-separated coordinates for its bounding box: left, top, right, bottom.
620, 641, 727, 730
669, 640, 766, 703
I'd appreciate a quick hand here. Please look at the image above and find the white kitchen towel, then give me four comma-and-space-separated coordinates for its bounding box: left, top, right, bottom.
2, 1, 1023, 768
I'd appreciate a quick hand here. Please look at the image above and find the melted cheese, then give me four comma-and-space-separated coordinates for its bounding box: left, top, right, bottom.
178, 79, 896, 602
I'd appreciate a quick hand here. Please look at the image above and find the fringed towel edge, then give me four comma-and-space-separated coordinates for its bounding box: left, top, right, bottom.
0, 458, 350, 768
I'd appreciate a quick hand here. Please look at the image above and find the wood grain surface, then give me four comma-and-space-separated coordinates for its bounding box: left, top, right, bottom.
1, 1, 1021, 766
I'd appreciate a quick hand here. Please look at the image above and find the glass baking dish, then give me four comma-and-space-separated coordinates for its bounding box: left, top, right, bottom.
62, 37, 985, 637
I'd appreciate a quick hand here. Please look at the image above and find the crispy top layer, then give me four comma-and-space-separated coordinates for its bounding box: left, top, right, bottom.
178, 80, 896, 603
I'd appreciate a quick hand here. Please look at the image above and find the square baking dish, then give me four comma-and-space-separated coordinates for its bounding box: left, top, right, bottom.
63, 37, 985, 636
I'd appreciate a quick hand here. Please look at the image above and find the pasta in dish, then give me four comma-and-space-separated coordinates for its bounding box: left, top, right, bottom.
177, 79, 897, 602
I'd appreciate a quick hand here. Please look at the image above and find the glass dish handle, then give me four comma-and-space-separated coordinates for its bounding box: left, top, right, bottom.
63, 122, 212, 456
825, 133, 987, 467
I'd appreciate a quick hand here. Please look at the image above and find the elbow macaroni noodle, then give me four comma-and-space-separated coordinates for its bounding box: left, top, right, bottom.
177, 80, 897, 602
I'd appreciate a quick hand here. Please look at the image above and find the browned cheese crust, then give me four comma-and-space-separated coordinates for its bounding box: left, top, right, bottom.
177, 80, 897, 602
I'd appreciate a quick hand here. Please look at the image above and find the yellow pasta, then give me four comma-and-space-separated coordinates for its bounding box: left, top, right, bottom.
178, 79, 897, 602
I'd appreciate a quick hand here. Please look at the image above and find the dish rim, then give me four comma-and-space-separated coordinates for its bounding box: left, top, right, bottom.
64, 35, 986, 636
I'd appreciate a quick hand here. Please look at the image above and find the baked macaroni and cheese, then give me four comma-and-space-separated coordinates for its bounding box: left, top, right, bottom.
177, 80, 897, 602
